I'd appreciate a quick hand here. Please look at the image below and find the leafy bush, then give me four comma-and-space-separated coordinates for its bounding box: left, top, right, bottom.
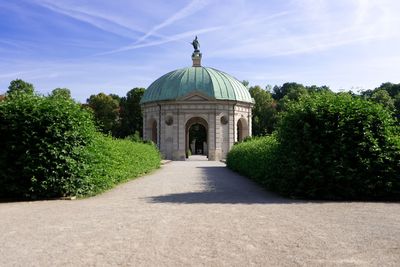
82, 134, 160, 196
125, 131, 142, 142
227, 136, 278, 185
0, 93, 96, 198
227, 93, 400, 200
0, 92, 160, 199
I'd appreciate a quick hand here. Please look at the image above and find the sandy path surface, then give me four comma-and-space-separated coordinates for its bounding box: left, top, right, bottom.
1, 157, 400, 266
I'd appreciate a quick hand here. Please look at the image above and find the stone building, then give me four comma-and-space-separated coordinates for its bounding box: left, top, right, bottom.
140, 39, 254, 160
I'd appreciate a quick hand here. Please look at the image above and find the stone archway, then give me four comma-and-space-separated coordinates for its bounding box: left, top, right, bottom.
146, 118, 158, 144
237, 117, 249, 142
185, 117, 208, 158
151, 120, 158, 144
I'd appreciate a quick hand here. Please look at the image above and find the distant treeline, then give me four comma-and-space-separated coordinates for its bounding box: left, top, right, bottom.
2, 79, 399, 139
245, 81, 400, 137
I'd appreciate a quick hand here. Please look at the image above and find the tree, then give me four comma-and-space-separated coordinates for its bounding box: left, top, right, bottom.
376, 82, 400, 98
7, 79, 34, 95
276, 83, 309, 111
118, 88, 145, 138
360, 82, 400, 118
109, 94, 121, 103
87, 93, 120, 134
307, 85, 331, 93
394, 93, 400, 115
249, 85, 277, 135
272, 82, 306, 100
370, 90, 395, 111
49, 88, 71, 99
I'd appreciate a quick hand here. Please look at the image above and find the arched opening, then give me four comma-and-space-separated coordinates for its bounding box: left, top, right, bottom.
237, 118, 249, 142
150, 119, 157, 144
189, 124, 207, 155
185, 117, 208, 159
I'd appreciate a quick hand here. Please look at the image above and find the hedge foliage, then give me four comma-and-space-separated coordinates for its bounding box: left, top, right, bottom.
0, 93, 160, 199
226, 136, 279, 186
227, 92, 400, 200
82, 134, 160, 196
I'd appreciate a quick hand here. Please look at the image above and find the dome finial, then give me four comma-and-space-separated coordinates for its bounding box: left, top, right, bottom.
191, 36, 202, 67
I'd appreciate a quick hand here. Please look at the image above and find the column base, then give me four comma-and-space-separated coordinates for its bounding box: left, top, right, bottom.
172, 150, 186, 161
208, 149, 222, 161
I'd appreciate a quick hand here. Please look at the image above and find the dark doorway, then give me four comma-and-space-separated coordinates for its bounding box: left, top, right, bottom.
189, 123, 207, 155
185, 117, 208, 158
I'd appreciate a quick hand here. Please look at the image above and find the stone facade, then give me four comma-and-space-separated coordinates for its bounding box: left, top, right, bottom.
141, 39, 253, 161
142, 95, 252, 161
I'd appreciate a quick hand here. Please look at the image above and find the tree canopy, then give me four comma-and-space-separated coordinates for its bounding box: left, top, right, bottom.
118, 88, 145, 138
7, 79, 34, 95
49, 88, 72, 99
249, 85, 277, 135
87, 93, 120, 135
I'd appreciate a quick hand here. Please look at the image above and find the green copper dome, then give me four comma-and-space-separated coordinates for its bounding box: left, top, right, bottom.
140, 66, 253, 104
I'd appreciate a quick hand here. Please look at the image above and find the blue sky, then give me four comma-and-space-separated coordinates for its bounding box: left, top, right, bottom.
1, 0, 400, 102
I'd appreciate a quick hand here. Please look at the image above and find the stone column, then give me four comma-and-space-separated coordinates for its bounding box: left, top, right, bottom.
213, 110, 222, 160
207, 112, 219, 160
173, 108, 186, 160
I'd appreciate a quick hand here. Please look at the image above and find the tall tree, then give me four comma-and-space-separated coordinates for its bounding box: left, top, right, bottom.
307, 85, 331, 93
7, 79, 34, 95
118, 88, 145, 138
272, 82, 306, 100
87, 93, 120, 134
370, 90, 395, 111
241, 80, 249, 88
276, 83, 309, 111
376, 82, 400, 98
249, 85, 277, 135
361, 82, 400, 118
394, 93, 400, 115
49, 88, 71, 99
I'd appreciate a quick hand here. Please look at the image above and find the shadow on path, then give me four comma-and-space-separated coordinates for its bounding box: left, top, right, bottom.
146, 166, 298, 204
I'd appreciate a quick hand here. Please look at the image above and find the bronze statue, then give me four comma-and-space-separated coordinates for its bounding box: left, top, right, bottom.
191, 36, 200, 52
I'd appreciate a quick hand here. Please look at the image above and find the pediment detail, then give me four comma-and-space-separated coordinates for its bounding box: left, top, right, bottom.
179, 91, 213, 101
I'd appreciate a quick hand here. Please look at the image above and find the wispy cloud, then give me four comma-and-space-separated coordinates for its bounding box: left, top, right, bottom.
100, 10, 291, 55
32, 0, 143, 40
99, 26, 222, 55
134, 0, 210, 45
208, 0, 399, 58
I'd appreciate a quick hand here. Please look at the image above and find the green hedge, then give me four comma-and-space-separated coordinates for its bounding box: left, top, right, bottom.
227, 93, 400, 200
0, 93, 160, 199
82, 134, 160, 196
226, 136, 278, 186
0, 93, 95, 198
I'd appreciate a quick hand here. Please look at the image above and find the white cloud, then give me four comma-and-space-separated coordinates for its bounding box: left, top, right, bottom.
33, 0, 144, 39
134, 0, 210, 44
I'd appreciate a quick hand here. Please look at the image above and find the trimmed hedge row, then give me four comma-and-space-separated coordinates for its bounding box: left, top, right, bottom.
226, 136, 278, 186
0, 93, 160, 199
227, 93, 400, 200
82, 134, 160, 196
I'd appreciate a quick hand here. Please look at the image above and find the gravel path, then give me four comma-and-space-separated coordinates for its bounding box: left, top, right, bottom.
1, 157, 400, 266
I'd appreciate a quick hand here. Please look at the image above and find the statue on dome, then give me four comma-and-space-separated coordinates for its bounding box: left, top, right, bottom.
191, 36, 200, 52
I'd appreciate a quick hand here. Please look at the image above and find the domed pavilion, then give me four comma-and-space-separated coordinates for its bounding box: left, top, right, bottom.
141, 37, 254, 160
